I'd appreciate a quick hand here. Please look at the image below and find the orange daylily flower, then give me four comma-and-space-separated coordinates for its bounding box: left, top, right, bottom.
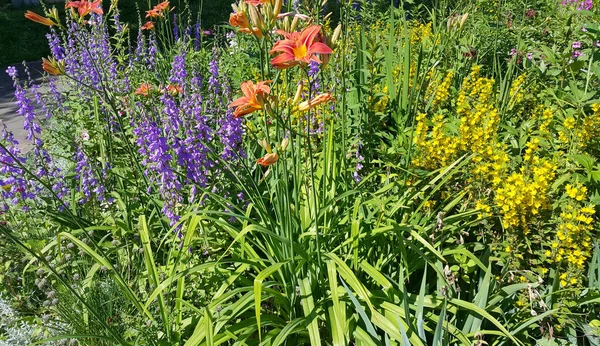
229, 80, 271, 118
270, 25, 333, 69
65, 0, 103, 17
229, 12, 250, 28
135, 83, 153, 97
42, 57, 64, 75
229, 12, 262, 38
166, 84, 183, 96
298, 93, 334, 112
146, 1, 170, 18
141, 21, 155, 30
257, 153, 279, 167
245, 0, 272, 5
155, 1, 170, 11
24, 11, 56, 27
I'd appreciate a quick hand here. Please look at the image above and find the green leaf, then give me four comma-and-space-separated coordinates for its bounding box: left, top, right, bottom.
254, 261, 288, 342
299, 277, 322, 346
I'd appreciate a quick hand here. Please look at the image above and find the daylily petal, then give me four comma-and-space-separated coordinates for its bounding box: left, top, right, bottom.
308, 42, 333, 55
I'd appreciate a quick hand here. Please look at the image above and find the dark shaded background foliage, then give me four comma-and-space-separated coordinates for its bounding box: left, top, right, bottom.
0, 0, 236, 66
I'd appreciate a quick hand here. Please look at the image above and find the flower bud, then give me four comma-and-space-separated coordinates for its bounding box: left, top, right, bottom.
331, 24, 342, 47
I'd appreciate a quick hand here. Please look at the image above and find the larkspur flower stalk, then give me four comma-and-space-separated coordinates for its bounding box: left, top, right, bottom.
218, 109, 245, 161
0, 124, 33, 204
46, 29, 65, 60
308, 60, 321, 92
73, 144, 105, 203
7, 68, 42, 143
208, 50, 221, 96
169, 52, 187, 86
133, 108, 182, 225
148, 32, 158, 71
134, 24, 146, 63
173, 13, 179, 41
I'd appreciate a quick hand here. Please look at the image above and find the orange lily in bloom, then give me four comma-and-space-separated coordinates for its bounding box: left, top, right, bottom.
65, 0, 103, 17
141, 21, 155, 30
229, 80, 271, 118
24, 11, 56, 27
146, 1, 170, 18
229, 12, 262, 38
245, 0, 272, 5
166, 84, 183, 96
155, 1, 170, 11
270, 25, 333, 69
298, 93, 334, 112
135, 83, 153, 97
42, 58, 64, 75
257, 153, 279, 167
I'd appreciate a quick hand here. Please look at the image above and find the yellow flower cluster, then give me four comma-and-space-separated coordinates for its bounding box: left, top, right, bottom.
538, 108, 553, 134
456, 66, 498, 156
410, 22, 433, 44
413, 66, 506, 174
564, 117, 576, 130
432, 70, 454, 109
575, 103, 600, 148
494, 158, 556, 231
508, 73, 527, 108
547, 184, 595, 286
475, 200, 492, 219
412, 112, 459, 169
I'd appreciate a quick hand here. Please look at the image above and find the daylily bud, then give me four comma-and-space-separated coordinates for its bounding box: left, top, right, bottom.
447, 16, 453, 31
264, 102, 275, 116
290, 15, 299, 32
257, 153, 279, 167
25, 11, 56, 27
459, 13, 469, 29
42, 57, 64, 75
298, 93, 334, 112
280, 138, 290, 152
331, 24, 342, 47
248, 5, 265, 32
281, 17, 290, 32
258, 139, 272, 153
272, 0, 283, 22
293, 81, 304, 104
